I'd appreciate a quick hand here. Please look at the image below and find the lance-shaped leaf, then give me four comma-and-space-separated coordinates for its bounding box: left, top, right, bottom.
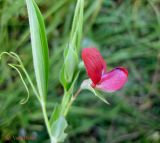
60, 0, 84, 89
25, 0, 49, 97
70, 0, 84, 52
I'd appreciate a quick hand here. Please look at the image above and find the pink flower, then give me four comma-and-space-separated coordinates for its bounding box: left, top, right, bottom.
82, 48, 128, 92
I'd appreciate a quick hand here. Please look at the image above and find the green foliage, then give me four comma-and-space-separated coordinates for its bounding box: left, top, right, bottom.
0, 0, 160, 142
70, 0, 84, 52
26, 0, 49, 98
0, 52, 30, 104
60, 0, 84, 89
62, 46, 78, 86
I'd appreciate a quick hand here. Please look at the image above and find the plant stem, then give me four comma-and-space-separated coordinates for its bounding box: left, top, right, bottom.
73, 88, 81, 100
41, 100, 56, 143
64, 88, 81, 116
22, 62, 55, 142
24, 71, 56, 142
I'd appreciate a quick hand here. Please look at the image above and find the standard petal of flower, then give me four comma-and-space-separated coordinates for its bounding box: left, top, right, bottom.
96, 67, 128, 92
82, 48, 107, 85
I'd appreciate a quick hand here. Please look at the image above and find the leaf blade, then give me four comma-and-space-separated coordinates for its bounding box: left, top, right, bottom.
25, 0, 49, 97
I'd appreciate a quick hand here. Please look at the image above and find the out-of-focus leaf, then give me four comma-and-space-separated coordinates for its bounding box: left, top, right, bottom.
25, 0, 49, 97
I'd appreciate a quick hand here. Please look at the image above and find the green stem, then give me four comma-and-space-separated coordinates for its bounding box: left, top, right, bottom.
21, 65, 54, 142
41, 100, 57, 143
23, 69, 56, 142
60, 91, 70, 115
64, 88, 81, 116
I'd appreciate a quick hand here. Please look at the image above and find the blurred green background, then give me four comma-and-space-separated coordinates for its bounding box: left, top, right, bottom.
0, 0, 160, 142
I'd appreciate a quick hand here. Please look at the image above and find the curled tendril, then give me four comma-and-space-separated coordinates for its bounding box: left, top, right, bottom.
0, 52, 18, 61
0, 52, 30, 104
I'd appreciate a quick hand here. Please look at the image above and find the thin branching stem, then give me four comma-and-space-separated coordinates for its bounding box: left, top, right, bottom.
64, 88, 81, 116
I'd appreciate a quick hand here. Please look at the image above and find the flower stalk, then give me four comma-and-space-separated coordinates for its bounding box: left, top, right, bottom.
64, 88, 82, 116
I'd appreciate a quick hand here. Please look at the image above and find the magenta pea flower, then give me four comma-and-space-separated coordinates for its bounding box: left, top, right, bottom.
81, 48, 128, 93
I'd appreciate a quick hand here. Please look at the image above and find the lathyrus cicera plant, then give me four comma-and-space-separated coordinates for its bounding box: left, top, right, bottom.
0, 0, 128, 143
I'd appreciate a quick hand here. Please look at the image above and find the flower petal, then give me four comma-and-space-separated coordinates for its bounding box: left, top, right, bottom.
82, 48, 107, 85
96, 67, 128, 92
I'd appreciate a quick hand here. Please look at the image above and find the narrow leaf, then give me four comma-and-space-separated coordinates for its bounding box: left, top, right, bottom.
60, 0, 84, 89
70, 0, 84, 51
25, 0, 49, 97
